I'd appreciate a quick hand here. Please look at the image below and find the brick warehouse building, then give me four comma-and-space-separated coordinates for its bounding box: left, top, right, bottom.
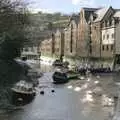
40, 6, 120, 67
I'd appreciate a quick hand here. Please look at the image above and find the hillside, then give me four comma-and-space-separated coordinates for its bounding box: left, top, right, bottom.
25, 12, 70, 45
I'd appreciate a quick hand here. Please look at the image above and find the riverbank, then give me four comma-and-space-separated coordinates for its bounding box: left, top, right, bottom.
40, 56, 114, 70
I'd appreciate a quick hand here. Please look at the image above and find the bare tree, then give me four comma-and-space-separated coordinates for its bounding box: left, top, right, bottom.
0, 0, 30, 59
0, 0, 30, 109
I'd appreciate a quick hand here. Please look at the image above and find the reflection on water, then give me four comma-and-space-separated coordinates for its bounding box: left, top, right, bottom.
101, 94, 114, 106
83, 93, 94, 103
74, 87, 81, 92
94, 80, 99, 84
40, 63, 54, 73
67, 85, 73, 89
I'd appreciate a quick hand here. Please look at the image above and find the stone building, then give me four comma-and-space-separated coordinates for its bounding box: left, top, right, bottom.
40, 37, 53, 57
115, 22, 120, 55
89, 6, 120, 64
21, 46, 39, 60
40, 6, 120, 66
40, 29, 65, 60
78, 8, 98, 59
64, 15, 79, 60
114, 22, 120, 67
53, 29, 64, 59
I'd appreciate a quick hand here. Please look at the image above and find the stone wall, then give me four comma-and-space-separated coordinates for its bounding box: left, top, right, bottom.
91, 22, 101, 58
77, 10, 88, 57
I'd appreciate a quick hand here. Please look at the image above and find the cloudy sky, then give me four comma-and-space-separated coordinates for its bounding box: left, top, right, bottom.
26, 0, 120, 13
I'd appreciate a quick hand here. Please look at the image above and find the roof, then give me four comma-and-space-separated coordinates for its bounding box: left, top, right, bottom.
67, 14, 80, 27
82, 8, 100, 22
114, 10, 120, 18
70, 14, 80, 24
82, 7, 99, 12
94, 7, 110, 22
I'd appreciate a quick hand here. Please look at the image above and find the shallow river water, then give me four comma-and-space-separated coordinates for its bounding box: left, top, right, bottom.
0, 64, 119, 120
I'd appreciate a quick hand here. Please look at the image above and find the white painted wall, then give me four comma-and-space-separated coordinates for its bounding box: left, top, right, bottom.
102, 27, 115, 45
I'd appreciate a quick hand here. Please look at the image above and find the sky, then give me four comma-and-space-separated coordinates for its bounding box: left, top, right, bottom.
26, 0, 120, 14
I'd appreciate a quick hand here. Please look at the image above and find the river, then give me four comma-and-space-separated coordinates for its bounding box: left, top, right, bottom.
0, 63, 119, 120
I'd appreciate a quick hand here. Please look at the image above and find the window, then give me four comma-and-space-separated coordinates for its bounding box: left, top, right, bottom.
106, 45, 109, 51
102, 45, 104, 51
107, 34, 109, 39
109, 20, 112, 26
112, 33, 114, 39
103, 35, 105, 40
111, 45, 113, 51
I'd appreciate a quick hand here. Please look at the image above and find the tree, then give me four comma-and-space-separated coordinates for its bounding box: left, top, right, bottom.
0, 0, 30, 109
0, 0, 30, 59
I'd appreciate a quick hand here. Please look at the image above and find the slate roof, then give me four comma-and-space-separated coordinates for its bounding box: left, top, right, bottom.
114, 10, 120, 18
83, 7, 99, 12
82, 8, 99, 22
94, 7, 110, 22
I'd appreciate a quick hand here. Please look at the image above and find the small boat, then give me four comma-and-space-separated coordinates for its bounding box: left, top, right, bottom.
52, 71, 68, 84
52, 69, 79, 84
11, 80, 36, 106
52, 59, 63, 67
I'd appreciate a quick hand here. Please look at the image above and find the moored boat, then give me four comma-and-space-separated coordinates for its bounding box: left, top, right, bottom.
52, 69, 79, 84
52, 59, 63, 67
11, 80, 36, 106
52, 71, 68, 84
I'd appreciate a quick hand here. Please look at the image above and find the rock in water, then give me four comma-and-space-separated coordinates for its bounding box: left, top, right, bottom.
40, 91, 44, 95
51, 89, 55, 93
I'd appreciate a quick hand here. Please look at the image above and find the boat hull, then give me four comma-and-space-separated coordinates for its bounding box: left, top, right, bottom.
53, 77, 68, 84
52, 72, 68, 84
11, 90, 36, 106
